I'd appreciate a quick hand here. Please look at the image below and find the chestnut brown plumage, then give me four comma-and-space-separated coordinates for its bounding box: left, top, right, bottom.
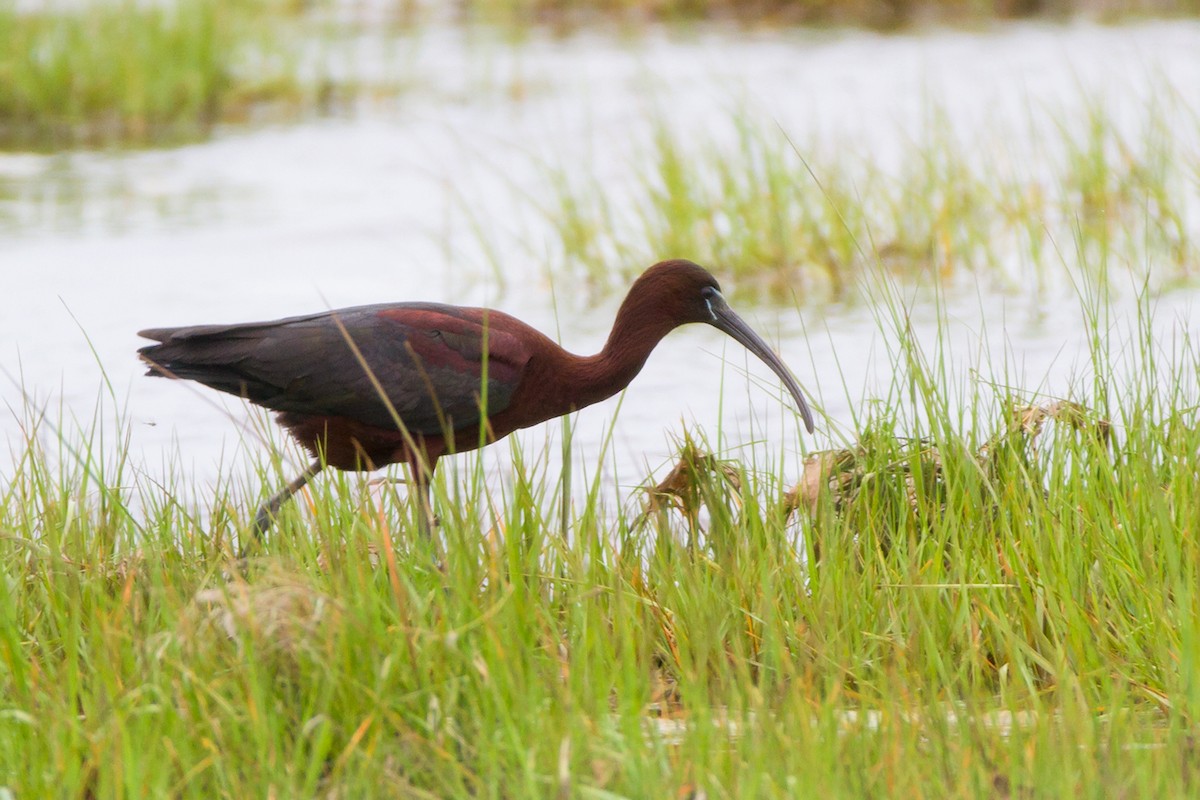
138, 259, 816, 548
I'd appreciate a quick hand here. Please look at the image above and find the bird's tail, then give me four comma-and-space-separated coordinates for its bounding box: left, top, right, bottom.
137, 324, 279, 402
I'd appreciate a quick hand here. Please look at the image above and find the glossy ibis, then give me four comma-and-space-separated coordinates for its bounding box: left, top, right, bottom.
138, 259, 816, 547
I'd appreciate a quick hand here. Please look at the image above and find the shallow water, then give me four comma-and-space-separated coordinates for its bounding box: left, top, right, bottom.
2, 21, 1199, 511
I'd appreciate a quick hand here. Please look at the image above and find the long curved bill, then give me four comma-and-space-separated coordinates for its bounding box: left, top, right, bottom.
705, 291, 816, 434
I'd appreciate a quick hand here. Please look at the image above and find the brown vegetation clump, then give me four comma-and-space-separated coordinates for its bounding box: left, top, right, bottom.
788, 399, 1113, 522
184, 569, 341, 669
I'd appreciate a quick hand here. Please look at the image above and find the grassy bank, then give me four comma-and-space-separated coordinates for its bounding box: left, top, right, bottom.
2, 280, 1198, 796
0, 0, 361, 148
523, 100, 1199, 303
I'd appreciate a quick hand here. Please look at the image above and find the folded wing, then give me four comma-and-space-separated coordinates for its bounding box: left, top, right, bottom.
138, 303, 530, 435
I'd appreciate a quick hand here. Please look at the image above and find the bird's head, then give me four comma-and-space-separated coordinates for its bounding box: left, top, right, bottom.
632, 259, 816, 434
629, 259, 725, 325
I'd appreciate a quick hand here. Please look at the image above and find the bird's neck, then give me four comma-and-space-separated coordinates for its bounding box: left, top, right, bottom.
562, 293, 678, 411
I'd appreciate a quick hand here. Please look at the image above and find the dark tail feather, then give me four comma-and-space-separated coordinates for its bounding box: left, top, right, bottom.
137, 331, 282, 403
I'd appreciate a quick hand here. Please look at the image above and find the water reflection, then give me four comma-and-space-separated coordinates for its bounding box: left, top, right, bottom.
0, 151, 232, 236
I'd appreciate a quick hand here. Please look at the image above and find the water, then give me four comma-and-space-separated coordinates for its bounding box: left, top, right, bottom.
2, 20, 1198, 510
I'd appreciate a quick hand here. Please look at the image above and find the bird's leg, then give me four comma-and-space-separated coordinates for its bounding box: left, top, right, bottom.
241, 459, 324, 557
413, 463, 435, 538
406, 458, 448, 574
404, 455, 438, 539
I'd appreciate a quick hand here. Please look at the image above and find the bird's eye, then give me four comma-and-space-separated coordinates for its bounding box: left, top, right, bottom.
700, 285, 721, 321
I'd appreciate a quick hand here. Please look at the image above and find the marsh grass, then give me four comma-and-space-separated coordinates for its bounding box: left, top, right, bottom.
535, 101, 1199, 304
2, 0, 231, 147
3, 277, 1200, 795
0, 0, 388, 149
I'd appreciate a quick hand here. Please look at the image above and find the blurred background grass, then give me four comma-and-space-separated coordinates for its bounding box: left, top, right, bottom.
3, 0, 1200, 147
